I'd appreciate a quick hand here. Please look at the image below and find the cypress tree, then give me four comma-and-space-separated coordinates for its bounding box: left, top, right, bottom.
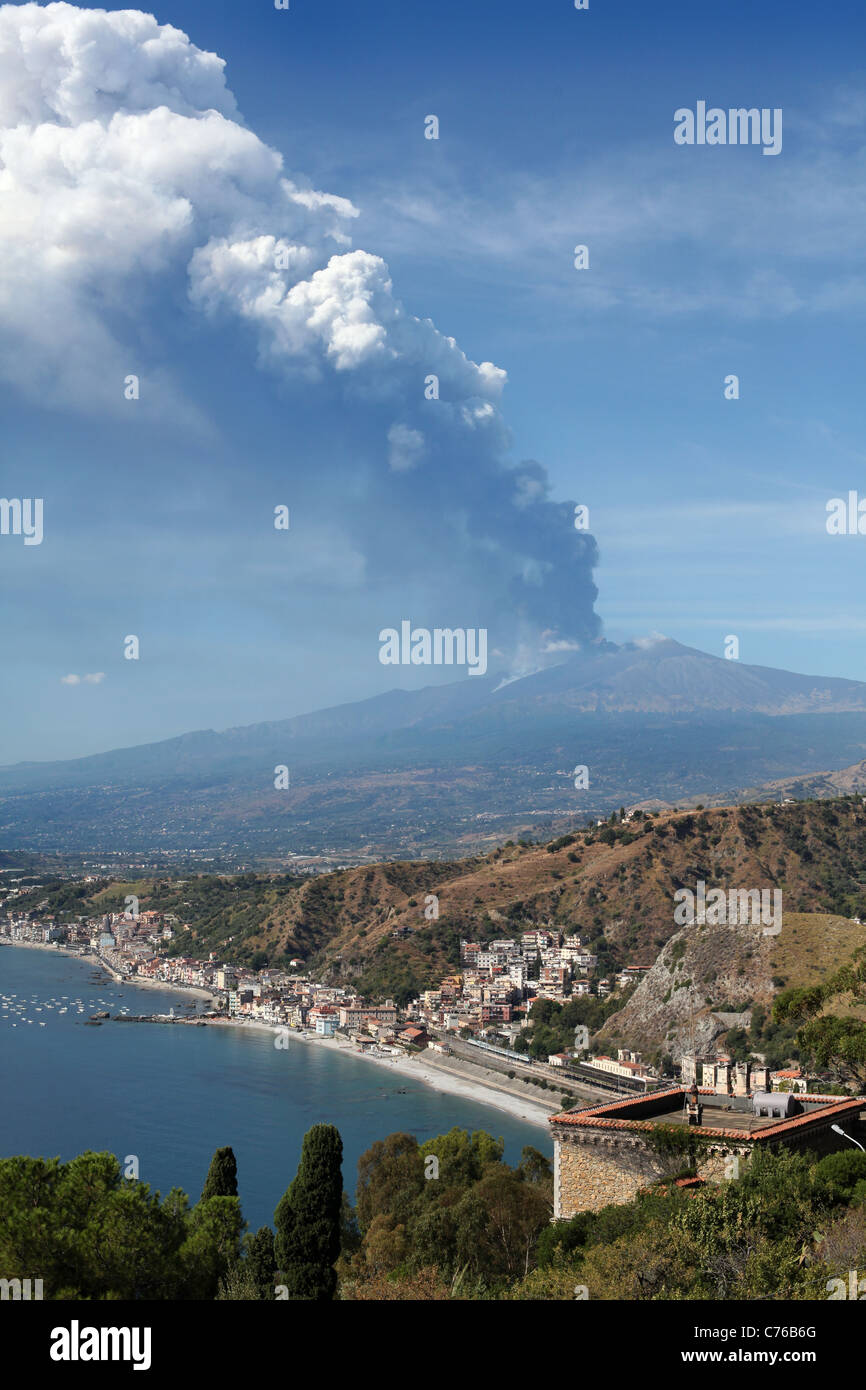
201, 1146, 238, 1201
246, 1226, 276, 1300
274, 1123, 343, 1300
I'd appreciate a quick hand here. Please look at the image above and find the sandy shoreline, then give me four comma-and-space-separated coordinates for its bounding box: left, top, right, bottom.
205, 1016, 554, 1130
3, 940, 552, 1131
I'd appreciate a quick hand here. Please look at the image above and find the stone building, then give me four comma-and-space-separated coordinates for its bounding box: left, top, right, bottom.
681, 1052, 771, 1095
550, 1088, 864, 1219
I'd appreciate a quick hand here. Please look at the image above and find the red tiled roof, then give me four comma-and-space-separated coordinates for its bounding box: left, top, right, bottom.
651, 1177, 707, 1197
548, 1088, 864, 1142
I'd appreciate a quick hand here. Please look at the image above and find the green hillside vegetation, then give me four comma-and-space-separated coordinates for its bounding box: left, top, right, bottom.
513, 991, 636, 1062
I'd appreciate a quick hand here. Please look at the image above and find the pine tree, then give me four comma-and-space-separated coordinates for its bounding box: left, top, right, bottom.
201, 1146, 238, 1201
274, 1124, 343, 1300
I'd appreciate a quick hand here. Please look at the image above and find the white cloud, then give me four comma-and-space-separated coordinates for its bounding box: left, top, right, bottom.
189, 238, 506, 401
0, 3, 236, 127
387, 422, 425, 472
0, 4, 601, 657
60, 671, 105, 685
0, 1, 506, 432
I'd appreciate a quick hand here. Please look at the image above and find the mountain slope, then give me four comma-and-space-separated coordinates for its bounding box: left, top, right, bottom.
597, 909, 866, 1061
5, 642, 866, 857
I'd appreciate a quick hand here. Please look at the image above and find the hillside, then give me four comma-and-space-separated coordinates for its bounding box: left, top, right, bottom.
596, 910, 866, 1061
17, 797, 866, 1016
743, 758, 866, 803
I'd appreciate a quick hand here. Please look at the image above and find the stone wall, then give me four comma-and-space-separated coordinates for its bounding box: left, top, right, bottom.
555, 1131, 667, 1215
554, 1128, 750, 1217
698, 1149, 748, 1184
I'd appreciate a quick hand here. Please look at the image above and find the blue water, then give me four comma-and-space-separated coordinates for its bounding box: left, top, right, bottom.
0, 946, 549, 1230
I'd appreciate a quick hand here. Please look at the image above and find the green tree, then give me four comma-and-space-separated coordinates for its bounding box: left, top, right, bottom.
201, 1146, 238, 1201
217, 1225, 276, 1301
470, 1168, 551, 1278
0, 1150, 243, 1300
516, 1146, 553, 1187
180, 1195, 245, 1299
356, 1133, 423, 1233
671, 1148, 819, 1299
339, 1192, 362, 1257
419, 1128, 504, 1187
363, 1213, 410, 1273
799, 1016, 866, 1090
773, 945, 866, 1088
813, 1149, 866, 1204
246, 1226, 277, 1298
275, 1124, 343, 1300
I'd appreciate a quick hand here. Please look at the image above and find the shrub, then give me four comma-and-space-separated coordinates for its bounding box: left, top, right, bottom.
814, 1150, 866, 1204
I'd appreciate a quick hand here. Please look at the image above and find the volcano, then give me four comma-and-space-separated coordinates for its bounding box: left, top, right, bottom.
4, 640, 866, 860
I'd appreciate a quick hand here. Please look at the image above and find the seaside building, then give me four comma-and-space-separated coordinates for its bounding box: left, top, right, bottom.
339, 1002, 398, 1030
309, 1005, 338, 1036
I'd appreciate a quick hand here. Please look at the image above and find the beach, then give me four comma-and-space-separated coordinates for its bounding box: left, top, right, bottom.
204, 1016, 556, 1129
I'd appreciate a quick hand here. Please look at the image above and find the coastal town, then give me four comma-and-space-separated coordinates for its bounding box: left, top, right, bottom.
0, 898, 820, 1100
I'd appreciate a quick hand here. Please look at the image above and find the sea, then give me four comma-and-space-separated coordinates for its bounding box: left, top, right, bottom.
0, 945, 549, 1231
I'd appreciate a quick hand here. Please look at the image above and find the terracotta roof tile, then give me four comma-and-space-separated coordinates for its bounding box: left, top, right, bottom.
548, 1088, 864, 1142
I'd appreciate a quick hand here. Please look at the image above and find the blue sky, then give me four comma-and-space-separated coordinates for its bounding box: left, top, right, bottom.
1, 0, 865, 762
